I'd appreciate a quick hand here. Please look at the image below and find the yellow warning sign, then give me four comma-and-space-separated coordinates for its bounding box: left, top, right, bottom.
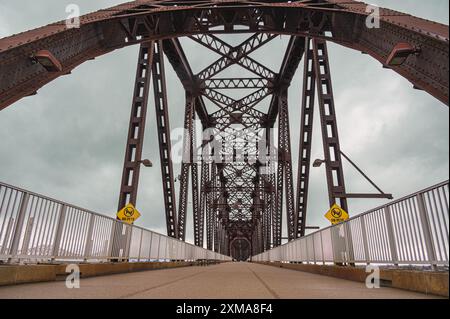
324, 203, 349, 225
117, 203, 141, 224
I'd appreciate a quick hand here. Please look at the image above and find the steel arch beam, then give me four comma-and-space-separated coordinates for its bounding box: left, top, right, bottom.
0, 0, 448, 110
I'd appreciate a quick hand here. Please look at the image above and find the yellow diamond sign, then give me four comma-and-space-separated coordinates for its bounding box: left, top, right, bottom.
117, 203, 141, 224
324, 203, 349, 225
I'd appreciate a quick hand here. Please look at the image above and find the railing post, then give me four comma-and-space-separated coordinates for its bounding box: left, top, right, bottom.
305, 237, 309, 264
328, 228, 335, 264
147, 232, 153, 262
21, 216, 34, 258
52, 204, 67, 261
417, 193, 438, 268
360, 215, 370, 265
137, 230, 143, 262
320, 232, 325, 265
312, 236, 316, 264
124, 225, 133, 261
157, 235, 161, 261
107, 220, 117, 261
1, 218, 14, 256
165, 238, 169, 262
384, 206, 399, 265
8, 192, 29, 263
332, 226, 344, 264
83, 214, 95, 261
343, 222, 356, 266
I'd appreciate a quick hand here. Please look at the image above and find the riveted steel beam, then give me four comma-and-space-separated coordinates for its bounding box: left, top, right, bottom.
151, 40, 178, 238
1, 1, 447, 110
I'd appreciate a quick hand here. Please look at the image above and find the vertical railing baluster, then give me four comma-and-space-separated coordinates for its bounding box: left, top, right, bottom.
137, 229, 143, 262
417, 193, 438, 268
8, 192, 29, 263
312, 235, 316, 264
83, 214, 95, 261
107, 220, 117, 261
320, 232, 325, 265
360, 215, 370, 265
384, 206, 399, 265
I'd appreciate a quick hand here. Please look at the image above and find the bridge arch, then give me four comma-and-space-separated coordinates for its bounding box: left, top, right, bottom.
0, 0, 448, 109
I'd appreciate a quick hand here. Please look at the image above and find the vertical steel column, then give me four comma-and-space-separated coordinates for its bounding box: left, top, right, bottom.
253, 163, 261, 251
200, 155, 209, 248
177, 93, 195, 241
296, 37, 316, 238
269, 163, 277, 248
117, 42, 154, 210
261, 182, 266, 251
224, 232, 229, 256
221, 224, 226, 255
312, 39, 356, 265
312, 39, 348, 212
265, 180, 272, 250
215, 165, 226, 253
275, 90, 296, 245
274, 98, 283, 247
284, 90, 295, 243
261, 175, 270, 251
258, 221, 263, 254
151, 40, 178, 238
191, 111, 201, 246
214, 212, 219, 253
114, 42, 154, 261
207, 162, 216, 250
252, 229, 256, 256
206, 191, 213, 250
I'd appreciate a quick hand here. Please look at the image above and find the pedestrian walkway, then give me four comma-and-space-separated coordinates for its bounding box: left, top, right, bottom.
0, 262, 440, 299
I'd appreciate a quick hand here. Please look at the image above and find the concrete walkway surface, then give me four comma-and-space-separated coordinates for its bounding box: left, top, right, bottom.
0, 262, 441, 299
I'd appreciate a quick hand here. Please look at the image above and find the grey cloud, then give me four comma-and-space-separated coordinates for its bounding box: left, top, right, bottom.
0, 0, 448, 245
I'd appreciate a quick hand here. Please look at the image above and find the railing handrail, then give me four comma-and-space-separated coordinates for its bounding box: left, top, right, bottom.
253, 180, 449, 266
268, 180, 449, 248
0, 180, 196, 250
0, 180, 231, 262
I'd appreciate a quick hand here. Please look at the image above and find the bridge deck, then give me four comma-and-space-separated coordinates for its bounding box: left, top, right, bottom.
0, 262, 441, 299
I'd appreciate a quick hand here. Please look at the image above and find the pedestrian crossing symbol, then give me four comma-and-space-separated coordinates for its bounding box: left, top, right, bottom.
117, 203, 141, 224
324, 203, 349, 225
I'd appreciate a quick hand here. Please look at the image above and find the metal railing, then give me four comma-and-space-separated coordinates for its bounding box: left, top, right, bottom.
253, 181, 449, 266
0, 181, 232, 264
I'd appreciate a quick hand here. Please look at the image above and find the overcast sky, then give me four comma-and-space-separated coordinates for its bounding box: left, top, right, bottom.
0, 0, 448, 246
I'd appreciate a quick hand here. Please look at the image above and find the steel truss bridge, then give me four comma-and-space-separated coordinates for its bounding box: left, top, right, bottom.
0, 0, 448, 262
